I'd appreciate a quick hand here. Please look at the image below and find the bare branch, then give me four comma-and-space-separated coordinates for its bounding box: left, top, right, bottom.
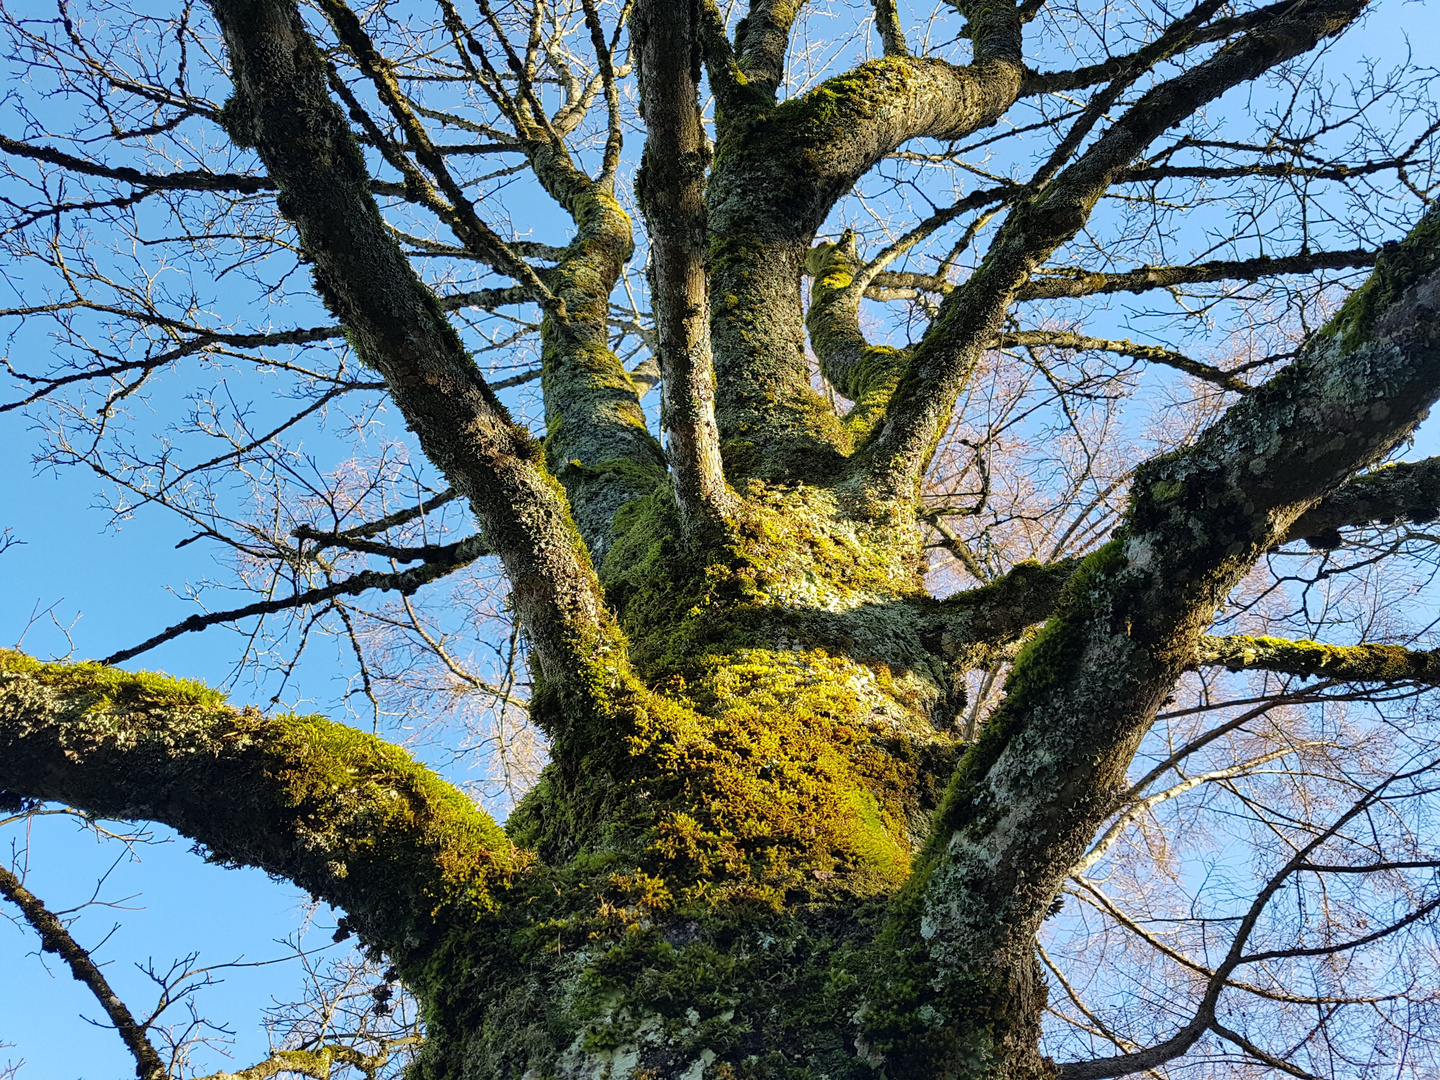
0, 862, 166, 1080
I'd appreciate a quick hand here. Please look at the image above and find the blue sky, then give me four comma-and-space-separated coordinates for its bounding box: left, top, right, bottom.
3, 1, 1440, 1077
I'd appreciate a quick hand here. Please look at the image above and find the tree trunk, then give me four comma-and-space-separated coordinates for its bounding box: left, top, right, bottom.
9, 1, 1440, 1078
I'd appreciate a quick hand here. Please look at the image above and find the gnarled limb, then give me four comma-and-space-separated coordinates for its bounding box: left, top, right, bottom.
930, 559, 1081, 659
872, 85, 1435, 1080
705, 12, 1024, 473
0, 651, 522, 964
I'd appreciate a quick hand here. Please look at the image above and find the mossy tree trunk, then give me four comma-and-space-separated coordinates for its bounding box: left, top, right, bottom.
5, 1, 1440, 1078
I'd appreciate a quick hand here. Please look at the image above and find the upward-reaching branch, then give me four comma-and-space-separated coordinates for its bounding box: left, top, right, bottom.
862, 0, 1367, 503
879, 182, 1440, 1079
209, 0, 635, 735
704, 6, 1024, 472
633, 0, 734, 530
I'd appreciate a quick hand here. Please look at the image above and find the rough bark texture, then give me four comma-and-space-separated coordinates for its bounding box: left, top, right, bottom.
8, 1, 1440, 1079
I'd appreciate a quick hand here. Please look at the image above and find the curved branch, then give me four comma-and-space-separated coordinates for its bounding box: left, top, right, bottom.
0, 651, 522, 964
1020, 0, 1302, 97
1060, 771, 1423, 1079
805, 232, 909, 439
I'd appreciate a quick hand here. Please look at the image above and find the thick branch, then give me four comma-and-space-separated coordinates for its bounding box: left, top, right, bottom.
872, 0, 908, 55
1196, 635, 1440, 683
0, 861, 165, 1080
0, 651, 521, 963
706, 42, 1023, 469
930, 558, 1082, 659
1284, 456, 1440, 544
732, 0, 808, 98
863, 0, 1364, 502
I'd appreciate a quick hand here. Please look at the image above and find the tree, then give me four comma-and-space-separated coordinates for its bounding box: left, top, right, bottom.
2, 0, 1440, 1076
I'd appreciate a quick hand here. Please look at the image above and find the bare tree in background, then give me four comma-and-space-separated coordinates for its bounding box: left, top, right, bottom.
4, 0, 1440, 1076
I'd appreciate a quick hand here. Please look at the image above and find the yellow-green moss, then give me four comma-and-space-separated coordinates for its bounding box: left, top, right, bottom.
0, 648, 226, 711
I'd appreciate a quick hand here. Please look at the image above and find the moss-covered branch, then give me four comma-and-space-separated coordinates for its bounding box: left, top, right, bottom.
731, 0, 807, 97
196, 1040, 418, 1080
805, 233, 909, 441
929, 558, 1081, 659
866, 27, 1440, 1074
705, 43, 1022, 475
0, 651, 523, 963
872, 0, 908, 56
539, 190, 670, 561
1196, 635, 1440, 683
1284, 456, 1440, 545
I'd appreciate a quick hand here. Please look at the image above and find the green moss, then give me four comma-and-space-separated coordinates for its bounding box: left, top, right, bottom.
0, 649, 227, 711
505, 479, 958, 923
265, 713, 519, 910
